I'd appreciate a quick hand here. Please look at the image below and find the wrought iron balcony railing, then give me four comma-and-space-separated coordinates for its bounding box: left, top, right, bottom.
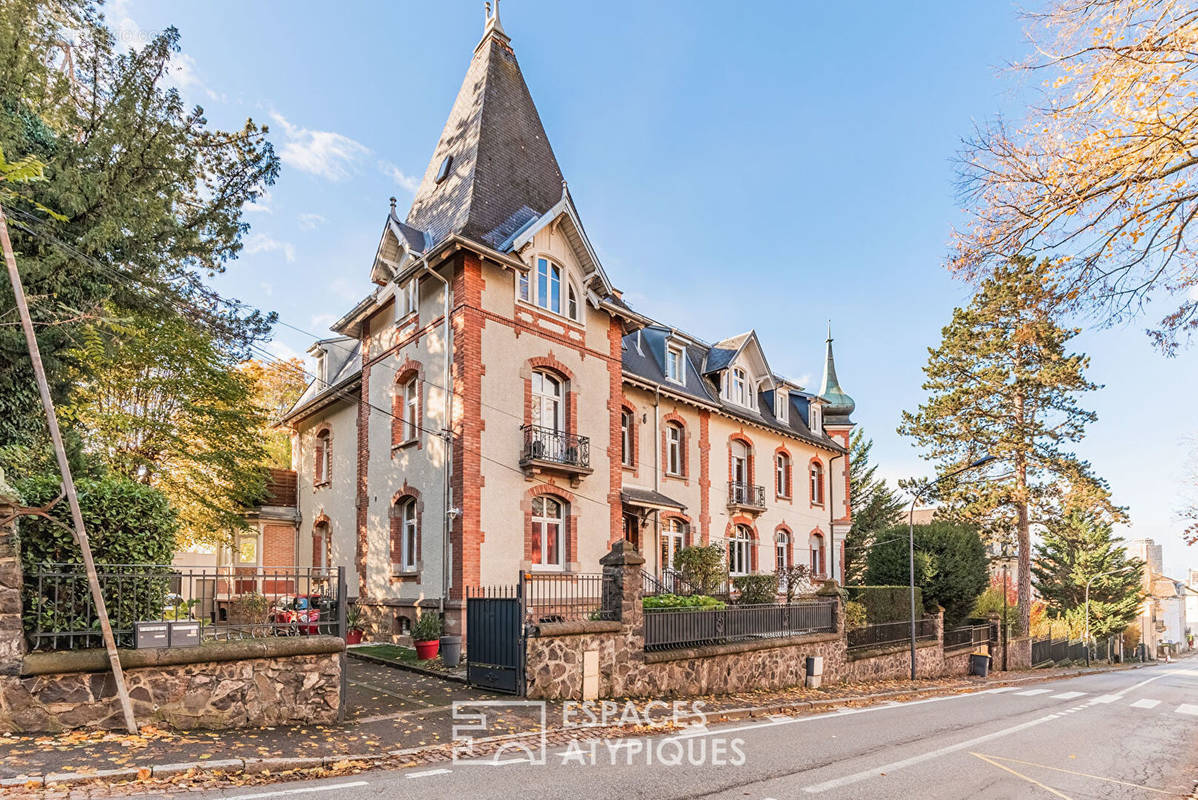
728, 481, 766, 508
520, 424, 590, 470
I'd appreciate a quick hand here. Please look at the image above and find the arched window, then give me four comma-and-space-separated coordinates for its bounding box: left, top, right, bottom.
810, 460, 824, 505
536, 257, 562, 314
666, 421, 684, 476
314, 428, 331, 486
775, 531, 790, 575
531, 371, 563, 432
313, 521, 329, 571
620, 408, 634, 468
661, 518, 687, 587
401, 377, 419, 442
531, 496, 565, 569
810, 532, 826, 577
567, 283, 579, 321
729, 367, 748, 406
392, 497, 418, 572
776, 452, 791, 498
730, 439, 750, 503
728, 524, 753, 577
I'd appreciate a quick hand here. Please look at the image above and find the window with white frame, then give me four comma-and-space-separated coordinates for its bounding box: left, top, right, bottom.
665, 345, 685, 384
535, 257, 562, 314
395, 497, 418, 572
810, 460, 824, 505
315, 352, 328, 387
531, 371, 563, 432
313, 522, 329, 571
775, 532, 790, 574
727, 367, 752, 407
567, 283, 579, 321
776, 452, 791, 497
810, 532, 826, 576
776, 390, 789, 423
398, 277, 418, 318
531, 496, 565, 569
809, 403, 822, 432
314, 428, 332, 485
518, 270, 530, 301
620, 409, 634, 467
728, 524, 753, 577
401, 378, 419, 442
666, 421, 684, 476
661, 519, 686, 584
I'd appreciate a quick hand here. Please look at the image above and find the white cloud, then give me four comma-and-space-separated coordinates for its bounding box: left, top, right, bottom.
259, 281, 274, 296
245, 190, 273, 214
243, 232, 296, 263
297, 213, 326, 230
379, 160, 421, 193
270, 112, 369, 181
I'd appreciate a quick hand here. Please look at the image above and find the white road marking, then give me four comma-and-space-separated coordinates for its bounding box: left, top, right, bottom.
981, 687, 1016, 694
1129, 699, 1160, 709
406, 768, 452, 779
802, 713, 1061, 794
1015, 689, 1051, 696
220, 782, 370, 800
1091, 694, 1120, 703
1176, 704, 1198, 716
1050, 691, 1086, 699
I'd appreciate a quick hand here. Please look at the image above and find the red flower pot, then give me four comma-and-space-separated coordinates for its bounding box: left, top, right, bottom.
414, 639, 440, 660
346, 629, 364, 645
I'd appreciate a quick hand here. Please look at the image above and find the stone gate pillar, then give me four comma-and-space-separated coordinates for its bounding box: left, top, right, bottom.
0, 474, 24, 676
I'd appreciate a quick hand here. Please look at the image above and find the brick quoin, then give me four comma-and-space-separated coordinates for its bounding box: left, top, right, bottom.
698, 410, 711, 544
451, 253, 486, 606
606, 319, 624, 546
355, 327, 372, 597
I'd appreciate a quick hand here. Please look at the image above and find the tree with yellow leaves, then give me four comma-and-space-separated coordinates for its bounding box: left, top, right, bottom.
955, 0, 1198, 352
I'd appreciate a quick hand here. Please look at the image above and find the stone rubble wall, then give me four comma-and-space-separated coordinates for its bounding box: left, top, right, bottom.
525, 542, 993, 700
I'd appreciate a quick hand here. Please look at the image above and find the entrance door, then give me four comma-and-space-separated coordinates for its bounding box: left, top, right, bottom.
623, 512, 640, 550
661, 519, 685, 590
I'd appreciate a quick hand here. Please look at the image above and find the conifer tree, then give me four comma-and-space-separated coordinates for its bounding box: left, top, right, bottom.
899, 257, 1123, 633
844, 429, 904, 585
1032, 511, 1143, 640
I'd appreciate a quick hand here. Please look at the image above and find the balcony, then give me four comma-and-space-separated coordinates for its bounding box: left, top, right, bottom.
519, 424, 592, 483
727, 481, 766, 513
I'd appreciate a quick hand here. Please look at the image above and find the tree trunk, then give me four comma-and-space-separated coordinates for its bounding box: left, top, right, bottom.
1015, 453, 1032, 635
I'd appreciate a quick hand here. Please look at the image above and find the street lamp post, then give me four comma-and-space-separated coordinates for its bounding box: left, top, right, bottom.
908, 455, 995, 680
1084, 564, 1135, 667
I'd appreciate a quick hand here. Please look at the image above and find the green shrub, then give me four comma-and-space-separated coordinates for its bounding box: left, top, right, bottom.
16, 472, 180, 647
672, 544, 727, 595
844, 600, 867, 630
846, 585, 925, 624
643, 594, 725, 610
863, 521, 988, 628
227, 592, 269, 624
412, 612, 442, 642
732, 573, 778, 605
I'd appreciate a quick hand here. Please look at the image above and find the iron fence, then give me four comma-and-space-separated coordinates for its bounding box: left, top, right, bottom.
944, 623, 990, 650
522, 572, 614, 623
1031, 635, 1120, 666
641, 569, 707, 597
847, 617, 937, 651
520, 425, 590, 469
643, 599, 837, 652
728, 481, 766, 508
23, 563, 344, 651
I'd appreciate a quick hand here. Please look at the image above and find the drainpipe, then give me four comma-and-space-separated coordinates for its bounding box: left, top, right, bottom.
653, 385, 661, 578
827, 450, 844, 584
407, 250, 455, 618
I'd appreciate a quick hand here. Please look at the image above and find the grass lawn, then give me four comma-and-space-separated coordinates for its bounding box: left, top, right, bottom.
355, 643, 455, 670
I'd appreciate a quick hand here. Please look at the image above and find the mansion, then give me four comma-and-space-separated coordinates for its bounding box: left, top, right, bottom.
277, 7, 857, 636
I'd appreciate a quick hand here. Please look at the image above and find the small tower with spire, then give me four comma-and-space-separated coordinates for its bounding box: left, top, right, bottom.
819, 323, 855, 427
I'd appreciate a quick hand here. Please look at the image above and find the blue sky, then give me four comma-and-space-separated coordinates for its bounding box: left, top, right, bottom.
109, 1, 1197, 576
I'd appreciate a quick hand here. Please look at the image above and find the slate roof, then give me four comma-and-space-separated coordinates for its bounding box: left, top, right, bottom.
622, 326, 846, 453
403, 24, 564, 251
281, 337, 362, 423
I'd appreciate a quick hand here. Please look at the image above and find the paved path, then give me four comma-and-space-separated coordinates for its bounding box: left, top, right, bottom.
147, 662, 1198, 800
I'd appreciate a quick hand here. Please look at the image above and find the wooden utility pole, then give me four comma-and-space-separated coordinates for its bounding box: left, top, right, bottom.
0, 204, 137, 733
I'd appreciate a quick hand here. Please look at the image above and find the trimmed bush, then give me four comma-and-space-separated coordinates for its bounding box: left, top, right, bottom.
732, 573, 778, 605
846, 585, 925, 624
672, 544, 726, 595
844, 600, 867, 630
643, 594, 725, 611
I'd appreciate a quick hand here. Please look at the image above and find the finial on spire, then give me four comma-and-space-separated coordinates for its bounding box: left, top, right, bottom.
389, 196, 397, 212
826, 319, 832, 342
477, 0, 509, 49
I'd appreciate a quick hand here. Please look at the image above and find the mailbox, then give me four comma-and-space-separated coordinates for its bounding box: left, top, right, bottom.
168, 621, 200, 647
134, 621, 169, 649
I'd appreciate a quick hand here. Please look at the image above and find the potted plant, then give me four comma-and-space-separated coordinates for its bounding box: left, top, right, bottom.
345, 604, 365, 645
412, 613, 442, 660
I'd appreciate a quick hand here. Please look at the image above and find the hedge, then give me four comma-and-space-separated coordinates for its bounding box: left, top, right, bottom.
846, 585, 924, 624
643, 594, 726, 611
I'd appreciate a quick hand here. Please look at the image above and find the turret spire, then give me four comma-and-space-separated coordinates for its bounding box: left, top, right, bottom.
819, 323, 855, 423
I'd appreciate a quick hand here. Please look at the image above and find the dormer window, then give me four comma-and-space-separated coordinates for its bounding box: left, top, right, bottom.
398, 277, 418, 319
665, 345, 685, 385
727, 367, 752, 408
810, 403, 822, 433
315, 352, 328, 387
776, 390, 789, 423
536, 258, 561, 314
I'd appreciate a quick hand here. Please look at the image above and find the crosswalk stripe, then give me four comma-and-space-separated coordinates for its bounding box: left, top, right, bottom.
1050, 691, 1086, 699
1091, 694, 1120, 704
1129, 699, 1160, 709
1176, 704, 1198, 716
1015, 689, 1051, 696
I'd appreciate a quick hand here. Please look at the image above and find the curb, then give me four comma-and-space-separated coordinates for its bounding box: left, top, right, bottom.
347, 649, 468, 684
6, 660, 1146, 789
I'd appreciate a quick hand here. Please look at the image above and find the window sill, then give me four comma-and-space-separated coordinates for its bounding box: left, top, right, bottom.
314, 481, 330, 490
394, 311, 418, 327
664, 472, 686, 480
621, 464, 637, 472
392, 439, 419, 452
515, 298, 584, 329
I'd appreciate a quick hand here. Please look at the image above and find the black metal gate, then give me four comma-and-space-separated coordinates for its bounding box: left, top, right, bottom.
466, 585, 524, 695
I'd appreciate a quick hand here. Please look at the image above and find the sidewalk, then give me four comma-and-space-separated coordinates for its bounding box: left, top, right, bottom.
0, 658, 1143, 794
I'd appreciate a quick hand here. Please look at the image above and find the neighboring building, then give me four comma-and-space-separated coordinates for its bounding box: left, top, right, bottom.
1127, 538, 1190, 656
278, 9, 854, 638
1187, 570, 1198, 647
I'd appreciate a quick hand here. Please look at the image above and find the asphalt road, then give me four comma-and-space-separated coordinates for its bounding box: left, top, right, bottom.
146, 663, 1198, 800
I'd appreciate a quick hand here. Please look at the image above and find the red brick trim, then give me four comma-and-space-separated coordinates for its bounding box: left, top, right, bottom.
522, 354, 578, 437
808, 456, 825, 508
391, 357, 425, 451
312, 513, 331, 570
660, 511, 693, 547
725, 515, 759, 572
774, 522, 794, 572
773, 445, 793, 501
521, 483, 578, 568
452, 254, 485, 601
355, 339, 371, 596
606, 320, 625, 546
727, 432, 756, 488
661, 411, 690, 482
698, 410, 711, 544
808, 526, 827, 579
390, 485, 423, 581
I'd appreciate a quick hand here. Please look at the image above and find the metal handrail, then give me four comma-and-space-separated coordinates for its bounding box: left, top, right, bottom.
520, 424, 591, 469
728, 481, 766, 507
